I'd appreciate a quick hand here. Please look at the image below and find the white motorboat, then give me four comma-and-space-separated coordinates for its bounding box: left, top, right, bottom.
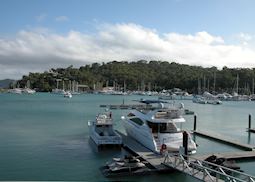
8, 88, 22, 94
88, 112, 122, 146
64, 91, 72, 98
192, 96, 207, 104
22, 88, 36, 94
122, 100, 197, 154
52, 88, 66, 95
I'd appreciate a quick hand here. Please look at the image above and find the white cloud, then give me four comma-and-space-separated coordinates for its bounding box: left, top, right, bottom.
55, 16, 69, 22
1, 23, 255, 79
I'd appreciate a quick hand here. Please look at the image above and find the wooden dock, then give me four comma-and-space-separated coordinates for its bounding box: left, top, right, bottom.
118, 131, 225, 181
117, 131, 170, 171
195, 151, 255, 161
100, 104, 152, 110
115, 131, 255, 181
194, 130, 254, 151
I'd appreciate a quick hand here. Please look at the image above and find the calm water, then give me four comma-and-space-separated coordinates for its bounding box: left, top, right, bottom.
0, 93, 254, 181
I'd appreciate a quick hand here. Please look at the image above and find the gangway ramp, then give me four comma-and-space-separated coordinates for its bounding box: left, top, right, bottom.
163, 153, 255, 182
117, 131, 255, 181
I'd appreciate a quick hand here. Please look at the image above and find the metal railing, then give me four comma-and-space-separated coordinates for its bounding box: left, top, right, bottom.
163, 153, 255, 182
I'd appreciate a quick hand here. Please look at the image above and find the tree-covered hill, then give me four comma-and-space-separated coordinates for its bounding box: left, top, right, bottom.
17, 60, 255, 94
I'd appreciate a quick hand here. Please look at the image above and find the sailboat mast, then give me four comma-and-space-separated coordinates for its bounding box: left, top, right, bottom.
252, 78, 254, 95
213, 72, 216, 93
236, 74, 239, 94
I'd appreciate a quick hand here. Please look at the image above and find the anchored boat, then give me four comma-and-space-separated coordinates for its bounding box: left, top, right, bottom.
88, 112, 122, 146
122, 100, 197, 154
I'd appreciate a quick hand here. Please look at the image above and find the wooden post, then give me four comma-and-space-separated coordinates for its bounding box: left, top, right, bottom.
248, 114, 251, 130
194, 115, 197, 131
183, 131, 188, 160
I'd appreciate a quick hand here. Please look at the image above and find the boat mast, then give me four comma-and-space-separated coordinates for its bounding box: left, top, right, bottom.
236, 74, 239, 94
203, 75, 206, 93
213, 72, 216, 94
252, 78, 254, 95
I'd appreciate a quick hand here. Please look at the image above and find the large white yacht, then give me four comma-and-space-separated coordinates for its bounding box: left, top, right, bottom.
122, 100, 197, 154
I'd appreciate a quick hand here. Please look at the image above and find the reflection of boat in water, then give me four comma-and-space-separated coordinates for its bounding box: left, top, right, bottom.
88, 112, 122, 146
101, 155, 149, 177
122, 100, 197, 154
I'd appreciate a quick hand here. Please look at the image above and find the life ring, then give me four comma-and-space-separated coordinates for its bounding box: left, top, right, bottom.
160, 144, 167, 154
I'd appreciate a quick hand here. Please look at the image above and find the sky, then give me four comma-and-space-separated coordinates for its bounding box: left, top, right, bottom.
1, 0, 255, 79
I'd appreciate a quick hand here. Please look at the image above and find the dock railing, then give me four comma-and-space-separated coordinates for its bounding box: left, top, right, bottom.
163, 153, 255, 182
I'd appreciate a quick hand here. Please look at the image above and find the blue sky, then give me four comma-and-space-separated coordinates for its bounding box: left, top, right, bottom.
1, 0, 255, 79
1, 0, 254, 35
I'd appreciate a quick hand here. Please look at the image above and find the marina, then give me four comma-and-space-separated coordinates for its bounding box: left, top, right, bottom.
1, 93, 255, 181
117, 131, 255, 181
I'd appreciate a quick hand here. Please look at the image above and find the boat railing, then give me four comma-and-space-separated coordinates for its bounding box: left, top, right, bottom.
163, 153, 255, 182
91, 131, 122, 144
96, 117, 113, 125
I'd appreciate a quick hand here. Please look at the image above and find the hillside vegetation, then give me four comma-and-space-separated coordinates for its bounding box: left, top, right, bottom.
17, 60, 255, 94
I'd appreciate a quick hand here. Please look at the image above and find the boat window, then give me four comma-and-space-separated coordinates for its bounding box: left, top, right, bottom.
127, 113, 136, 117
160, 123, 178, 133
146, 121, 178, 133
146, 121, 158, 133
130, 118, 144, 126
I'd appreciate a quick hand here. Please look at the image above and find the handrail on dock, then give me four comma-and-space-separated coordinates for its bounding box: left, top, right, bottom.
162, 153, 255, 182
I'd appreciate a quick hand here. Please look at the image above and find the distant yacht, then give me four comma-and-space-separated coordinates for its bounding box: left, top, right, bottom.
22, 88, 36, 94
64, 91, 72, 98
23, 80, 36, 94
192, 96, 207, 104
8, 88, 22, 94
52, 88, 66, 95
122, 100, 197, 154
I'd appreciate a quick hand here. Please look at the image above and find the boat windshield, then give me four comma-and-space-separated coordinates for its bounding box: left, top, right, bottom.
147, 121, 180, 133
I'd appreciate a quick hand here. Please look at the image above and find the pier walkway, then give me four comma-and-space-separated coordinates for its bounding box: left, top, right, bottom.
117, 131, 255, 181
118, 131, 168, 171
194, 130, 254, 151
163, 153, 255, 182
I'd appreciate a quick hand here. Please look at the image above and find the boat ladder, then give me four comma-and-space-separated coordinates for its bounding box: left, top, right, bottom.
154, 137, 161, 151
162, 153, 255, 182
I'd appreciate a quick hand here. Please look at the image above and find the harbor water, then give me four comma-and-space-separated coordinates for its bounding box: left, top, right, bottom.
0, 93, 255, 181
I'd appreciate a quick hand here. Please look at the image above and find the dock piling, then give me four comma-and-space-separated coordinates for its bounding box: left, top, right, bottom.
249, 114, 251, 130
183, 131, 188, 160
193, 115, 197, 131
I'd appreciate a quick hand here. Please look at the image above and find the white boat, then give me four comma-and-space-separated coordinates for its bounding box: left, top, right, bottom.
207, 99, 222, 105
122, 101, 197, 154
64, 91, 72, 98
192, 96, 207, 104
52, 89, 66, 95
8, 88, 22, 94
22, 88, 36, 94
88, 112, 122, 146
22, 80, 36, 94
